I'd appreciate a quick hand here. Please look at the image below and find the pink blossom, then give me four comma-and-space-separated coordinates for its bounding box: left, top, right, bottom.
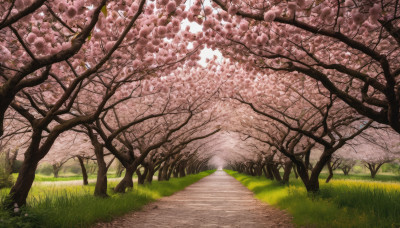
352, 10, 365, 25
0, 46, 11, 62
297, 0, 306, 8
166, 2, 176, 14
33, 37, 46, 50
369, 3, 381, 22
158, 26, 167, 36
131, 3, 139, 12
26, 33, 37, 44
204, 6, 213, 16
139, 26, 152, 37
288, 2, 297, 12
105, 41, 115, 52
14, 0, 25, 10
228, 5, 238, 15
57, 2, 67, 12
204, 18, 214, 29
344, 0, 354, 7
132, 59, 141, 68
264, 10, 275, 22
239, 21, 248, 32
66, 6, 77, 18
62, 42, 71, 51
159, 0, 169, 5
320, 7, 331, 21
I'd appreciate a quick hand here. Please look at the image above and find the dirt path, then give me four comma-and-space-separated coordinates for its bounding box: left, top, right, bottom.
95, 170, 293, 228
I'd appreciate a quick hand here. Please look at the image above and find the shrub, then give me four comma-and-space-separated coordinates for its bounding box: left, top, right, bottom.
35, 164, 53, 176
352, 165, 363, 174
11, 160, 23, 174
0, 153, 14, 189
0, 168, 13, 189
61, 164, 81, 175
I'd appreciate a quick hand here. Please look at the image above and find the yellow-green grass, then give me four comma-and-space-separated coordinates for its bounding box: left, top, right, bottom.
1, 170, 215, 228
11, 173, 124, 182
225, 170, 400, 228
317, 172, 400, 183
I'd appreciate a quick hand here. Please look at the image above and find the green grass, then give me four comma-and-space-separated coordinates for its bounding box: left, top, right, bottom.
1, 170, 215, 228
11, 173, 124, 182
225, 170, 400, 228
318, 172, 400, 183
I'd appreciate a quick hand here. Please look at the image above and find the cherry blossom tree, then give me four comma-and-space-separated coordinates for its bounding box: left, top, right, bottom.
202, 0, 400, 134
218, 66, 372, 191
335, 127, 400, 178
3, 0, 205, 207
41, 131, 93, 178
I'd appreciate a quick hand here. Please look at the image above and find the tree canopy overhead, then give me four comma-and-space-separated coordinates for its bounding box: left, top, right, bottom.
1, 0, 400, 207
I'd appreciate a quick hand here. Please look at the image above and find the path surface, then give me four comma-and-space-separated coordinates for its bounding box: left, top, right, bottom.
95, 170, 293, 228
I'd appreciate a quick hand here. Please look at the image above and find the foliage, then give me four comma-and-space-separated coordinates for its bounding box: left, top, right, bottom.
351, 165, 364, 174
381, 163, 400, 174
35, 164, 53, 176
11, 160, 22, 174
11, 173, 122, 182
318, 172, 400, 183
0, 154, 13, 189
226, 170, 400, 228
0, 208, 40, 228
0, 170, 214, 228
0, 168, 13, 190
60, 163, 81, 175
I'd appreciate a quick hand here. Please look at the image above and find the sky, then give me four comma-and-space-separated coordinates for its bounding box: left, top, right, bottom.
182, 0, 223, 67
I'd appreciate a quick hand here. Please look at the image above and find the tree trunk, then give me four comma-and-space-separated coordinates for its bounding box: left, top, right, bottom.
342, 167, 350, 175
136, 169, 144, 185
306, 152, 332, 193
179, 164, 186, 177
137, 166, 148, 185
256, 165, 263, 176
295, 163, 311, 190
77, 156, 89, 185
52, 164, 60, 178
173, 165, 179, 178
94, 152, 108, 197
266, 164, 275, 180
293, 165, 299, 179
92, 140, 109, 197
159, 163, 169, 181
325, 161, 334, 183
164, 164, 171, 180
115, 161, 124, 177
157, 166, 162, 181
94, 162, 108, 197
6, 158, 39, 208
271, 164, 282, 181
262, 165, 272, 180
371, 170, 377, 178
366, 163, 384, 179
114, 166, 135, 193
146, 164, 154, 183
282, 161, 293, 184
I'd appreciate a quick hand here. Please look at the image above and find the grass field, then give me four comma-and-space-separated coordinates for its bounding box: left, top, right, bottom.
226, 170, 400, 228
11, 173, 125, 182
318, 172, 400, 183
0, 170, 215, 228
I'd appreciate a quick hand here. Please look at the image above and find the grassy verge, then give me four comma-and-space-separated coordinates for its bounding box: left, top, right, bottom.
11, 173, 124, 182
225, 170, 400, 228
317, 172, 400, 183
1, 170, 215, 228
